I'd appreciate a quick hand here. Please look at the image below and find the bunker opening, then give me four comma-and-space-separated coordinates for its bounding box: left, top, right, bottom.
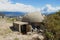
21, 25, 27, 34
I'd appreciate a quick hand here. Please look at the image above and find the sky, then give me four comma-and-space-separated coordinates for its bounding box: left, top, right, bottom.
0, 0, 60, 13
11, 0, 60, 8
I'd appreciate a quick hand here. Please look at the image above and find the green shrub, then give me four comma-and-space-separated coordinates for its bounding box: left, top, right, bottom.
44, 11, 60, 40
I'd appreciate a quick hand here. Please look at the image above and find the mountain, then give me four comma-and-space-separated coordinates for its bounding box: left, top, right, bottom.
0, 12, 26, 16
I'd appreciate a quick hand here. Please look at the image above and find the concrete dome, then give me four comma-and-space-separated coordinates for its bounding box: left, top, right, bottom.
22, 12, 44, 22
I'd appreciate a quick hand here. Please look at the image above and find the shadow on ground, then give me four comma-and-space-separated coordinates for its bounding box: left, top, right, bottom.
10, 26, 18, 32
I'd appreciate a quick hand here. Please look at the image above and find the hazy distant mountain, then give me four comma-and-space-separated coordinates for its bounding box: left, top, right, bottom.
0, 11, 58, 17
0, 12, 5, 16
0, 12, 26, 16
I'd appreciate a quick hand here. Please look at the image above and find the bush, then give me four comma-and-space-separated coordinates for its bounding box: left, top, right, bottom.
44, 11, 60, 40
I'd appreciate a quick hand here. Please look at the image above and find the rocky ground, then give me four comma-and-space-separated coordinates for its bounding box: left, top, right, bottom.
0, 18, 44, 40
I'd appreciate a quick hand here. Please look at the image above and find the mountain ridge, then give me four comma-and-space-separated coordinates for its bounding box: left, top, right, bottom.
0, 12, 26, 16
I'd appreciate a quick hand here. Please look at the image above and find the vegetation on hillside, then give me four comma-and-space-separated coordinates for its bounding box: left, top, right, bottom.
6, 18, 17, 23
44, 11, 60, 40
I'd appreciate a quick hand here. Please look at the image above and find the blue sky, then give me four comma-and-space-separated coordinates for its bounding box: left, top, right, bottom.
0, 0, 60, 13
11, 0, 60, 8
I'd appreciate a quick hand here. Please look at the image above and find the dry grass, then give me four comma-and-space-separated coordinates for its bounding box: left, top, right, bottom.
14, 38, 19, 40
0, 18, 44, 40
0, 28, 12, 36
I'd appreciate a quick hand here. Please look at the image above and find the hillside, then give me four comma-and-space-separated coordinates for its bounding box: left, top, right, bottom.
44, 11, 60, 40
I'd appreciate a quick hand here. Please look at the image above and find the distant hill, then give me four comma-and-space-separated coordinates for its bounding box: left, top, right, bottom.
0, 11, 56, 17
0, 12, 5, 16
0, 12, 26, 16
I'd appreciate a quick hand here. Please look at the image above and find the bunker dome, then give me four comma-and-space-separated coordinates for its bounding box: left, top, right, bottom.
22, 12, 44, 22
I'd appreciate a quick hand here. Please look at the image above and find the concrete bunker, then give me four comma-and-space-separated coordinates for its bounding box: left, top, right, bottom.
13, 21, 32, 34
22, 12, 45, 32
13, 12, 45, 34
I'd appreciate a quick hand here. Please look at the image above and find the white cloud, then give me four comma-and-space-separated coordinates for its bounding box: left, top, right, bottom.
0, 0, 60, 13
41, 4, 60, 14
0, 0, 39, 12
0, 0, 8, 3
